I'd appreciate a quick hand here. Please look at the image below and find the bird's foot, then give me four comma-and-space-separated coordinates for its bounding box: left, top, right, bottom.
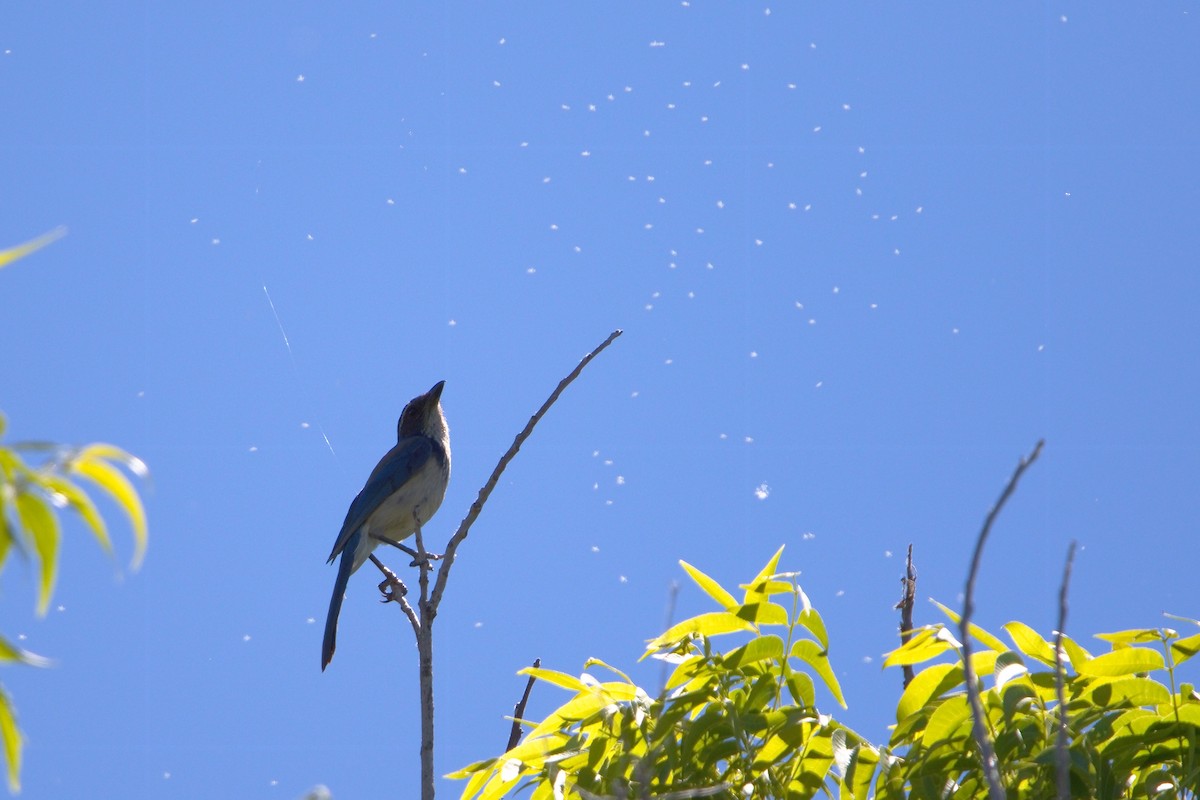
376, 569, 407, 603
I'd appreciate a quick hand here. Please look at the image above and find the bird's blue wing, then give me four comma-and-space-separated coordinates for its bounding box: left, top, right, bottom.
326, 436, 434, 563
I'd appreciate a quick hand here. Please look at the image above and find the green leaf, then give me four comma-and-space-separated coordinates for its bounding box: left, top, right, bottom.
69, 451, 147, 569
883, 626, 954, 667
923, 693, 972, 747
0, 227, 66, 270
1059, 634, 1093, 671
0, 635, 51, 668
1171, 631, 1200, 666
31, 472, 113, 556
798, 605, 829, 651
644, 611, 755, 654
1077, 647, 1165, 677
896, 663, 961, 722
791, 639, 845, 708
1094, 627, 1166, 648
1004, 621, 1057, 666
932, 600, 1009, 652
723, 634, 784, 670
742, 545, 785, 604
734, 601, 789, 626
15, 490, 59, 616
1085, 676, 1171, 708
518, 667, 585, 693
0, 686, 20, 793
679, 559, 737, 609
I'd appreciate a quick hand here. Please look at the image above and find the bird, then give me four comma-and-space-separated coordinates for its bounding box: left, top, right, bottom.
322, 380, 451, 671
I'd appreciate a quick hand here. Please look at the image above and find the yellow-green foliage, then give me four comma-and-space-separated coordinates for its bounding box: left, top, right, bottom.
454, 549, 1200, 799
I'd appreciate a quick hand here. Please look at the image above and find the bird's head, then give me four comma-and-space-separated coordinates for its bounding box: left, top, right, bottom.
398, 380, 449, 448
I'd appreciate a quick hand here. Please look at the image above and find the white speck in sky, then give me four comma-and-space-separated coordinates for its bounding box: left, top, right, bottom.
741, 63, 749, 70
893, 248, 900, 255
631, 390, 639, 398
619, 575, 627, 583
581, 150, 590, 157
249, 446, 258, 452
695, 227, 704, 234
644, 129, 651, 137
650, 40, 665, 47
242, 635, 251, 642
386, 198, 394, 205
588, 103, 596, 111
300, 422, 310, 429
550, 223, 558, 230
591, 545, 600, 552
795, 301, 804, 309
616, 476, 625, 485
815, 381, 823, 388
890, 214, 898, 221
719, 433, 728, 440
856, 188, 863, 196
458, 167, 467, 174
526, 267, 536, 275
700, 115, 709, 123
765, 7, 772, 15
296, 74, 305, 82
666, 102, 676, 109
624, 86, 633, 93
542, 177, 551, 183
645, 223, 654, 229
645, 304, 653, 311
804, 204, 812, 211
744, 436, 754, 444
716, 200, 725, 208
687, 291, 695, 299
647, 175, 656, 181
306, 233, 313, 241
713, 80, 721, 88
706, 262, 714, 269
704, 159, 713, 166
190, 218, 198, 224
519, 141, 529, 147
916, 205, 923, 213
604, 459, 613, 466
664, 358, 673, 365
787, 82, 797, 90
754, 484, 770, 500
803, 531, 816, 540
788, 202, 796, 210
808, 318, 816, 325
813, 125, 821, 133
1064, 191, 1072, 197
1060, 14, 1068, 22
448, 319, 457, 326
871, 213, 881, 221
832, 285, 840, 294
573, 245, 581, 253
860, 171, 868, 178
858, 146, 866, 153
163, 773, 171, 780
1037, 344, 1045, 352
870, 303, 878, 310
842, 103, 851, 111
884, 550, 893, 558
750, 351, 758, 358
952, 327, 960, 334
755, 239, 763, 246
493, 80, 501, 87
211, 238, 220, 245
473, 621, 483, 629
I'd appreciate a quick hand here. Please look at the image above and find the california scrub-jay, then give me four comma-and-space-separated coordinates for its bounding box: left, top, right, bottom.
322, 380, 451, 671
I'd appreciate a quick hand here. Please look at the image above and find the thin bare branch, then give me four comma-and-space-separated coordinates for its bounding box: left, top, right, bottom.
429, 329, 623, 614
506, 658, 541, 752
370, 554, 420, 636
1055, 540, 1078, 800
896, 544, 917, 689
960, 439, 1044, 800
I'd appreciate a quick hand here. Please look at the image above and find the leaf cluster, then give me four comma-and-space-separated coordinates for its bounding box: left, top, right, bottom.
453, 550, 1200, 799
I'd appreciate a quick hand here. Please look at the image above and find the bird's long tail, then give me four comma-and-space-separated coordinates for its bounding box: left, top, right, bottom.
322, 531, 360, 671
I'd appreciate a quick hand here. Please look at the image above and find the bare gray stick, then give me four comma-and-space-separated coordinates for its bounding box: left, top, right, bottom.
1055, 540, 1077, 800
960, 440, 1044, 800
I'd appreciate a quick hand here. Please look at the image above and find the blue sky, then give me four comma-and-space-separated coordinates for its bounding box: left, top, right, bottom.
2, 3, 1198, 798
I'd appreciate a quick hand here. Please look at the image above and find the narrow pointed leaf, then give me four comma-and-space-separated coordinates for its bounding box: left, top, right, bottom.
680, 560, 737, 609
1078, 647, 1164, 677
0, 686, 20, 793
0, 226, 66, 269
69, 454, 147, 569
743, 545, 785, 603
644, 611, 755, 653
14, 492, 58, 616
791, 639, 845, 708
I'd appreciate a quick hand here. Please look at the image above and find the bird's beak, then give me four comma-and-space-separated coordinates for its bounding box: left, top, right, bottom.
428, 380, 446, 403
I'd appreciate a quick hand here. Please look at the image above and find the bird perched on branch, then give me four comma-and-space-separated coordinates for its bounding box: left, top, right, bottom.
322, 380, 451, 671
